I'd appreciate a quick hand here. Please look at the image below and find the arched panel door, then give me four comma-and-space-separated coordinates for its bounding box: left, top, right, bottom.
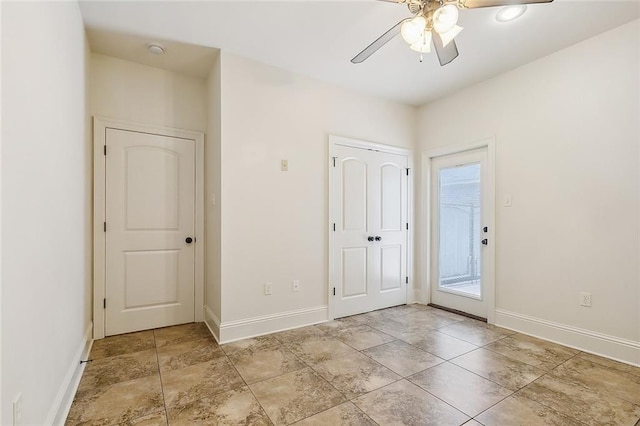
105, 128, 195, 335
330, 142, 408, 318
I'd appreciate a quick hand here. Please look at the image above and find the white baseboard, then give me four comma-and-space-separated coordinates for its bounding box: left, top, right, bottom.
204, 305, 221, 343
48, 321, 94, 425
219, 306, 328, 344
495, 309, 640, 367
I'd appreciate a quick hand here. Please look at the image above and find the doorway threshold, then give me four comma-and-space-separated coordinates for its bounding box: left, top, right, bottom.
428, 303, 487, 323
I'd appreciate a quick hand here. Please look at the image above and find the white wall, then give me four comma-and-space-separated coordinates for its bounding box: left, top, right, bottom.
217, 52, 417, 340
0, 2, 4, 422
418, 20, 639, 364
1, 2, 92, 424
90, 53, 207, 132
205, 54, 222, 337
90, 54, 208, 335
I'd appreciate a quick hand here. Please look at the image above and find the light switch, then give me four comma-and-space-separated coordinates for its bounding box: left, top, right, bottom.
504, 194, 512, 207
281, 160, 289, 171
209, 194, 216, 206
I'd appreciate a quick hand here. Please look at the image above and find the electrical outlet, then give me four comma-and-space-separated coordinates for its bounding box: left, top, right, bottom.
13, 393, 22, 425
292, 280, 301, 292
580, 292, 592, 307
264, 282, 272, 296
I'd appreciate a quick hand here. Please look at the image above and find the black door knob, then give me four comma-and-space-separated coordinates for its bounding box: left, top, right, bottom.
375, 236, 382, 241
367, 236, 375, 242
185, 237, 194, 244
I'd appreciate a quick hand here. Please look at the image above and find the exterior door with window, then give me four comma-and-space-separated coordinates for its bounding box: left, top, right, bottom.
430, 148, 489, 318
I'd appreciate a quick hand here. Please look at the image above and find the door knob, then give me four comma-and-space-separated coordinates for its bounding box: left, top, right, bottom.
367, 236, 375, 242
481, 239, 488, 246
375, 236, 382, 241
185, 237, 194, 244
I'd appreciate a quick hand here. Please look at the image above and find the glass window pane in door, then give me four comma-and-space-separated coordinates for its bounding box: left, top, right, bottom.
438, 163, 481, 298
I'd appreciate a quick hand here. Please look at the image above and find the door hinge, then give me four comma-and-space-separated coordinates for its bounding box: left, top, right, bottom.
333, 223, 336, 232
103, 298, 106, 309
333, 287, 336, 296
103, 222, 106, 232
406, 276, 409, 284
332, 157, 337, 167
103, 145, 107, 156
406, 168, 410, 176
406, 223, 409, 230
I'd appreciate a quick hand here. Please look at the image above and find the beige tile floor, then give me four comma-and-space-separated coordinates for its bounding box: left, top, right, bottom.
66, 304, 640, 425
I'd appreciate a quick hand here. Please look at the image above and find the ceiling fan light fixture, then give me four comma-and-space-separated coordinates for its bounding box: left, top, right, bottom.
401, 15, 427, 44
440, 25, 463, 47
433, 4, 459, 34
495, 5, 527, 22
409, 30, 432, 53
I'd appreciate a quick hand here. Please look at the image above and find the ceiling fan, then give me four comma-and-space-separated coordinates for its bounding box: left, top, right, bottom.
351, 0, 553, 66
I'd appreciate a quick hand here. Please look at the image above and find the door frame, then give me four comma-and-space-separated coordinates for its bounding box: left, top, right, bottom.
93, 117, 205, 339
422, 137, 496, 323
328, 135, 413, 320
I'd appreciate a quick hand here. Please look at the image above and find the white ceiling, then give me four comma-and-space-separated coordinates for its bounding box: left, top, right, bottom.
79, 0, 640, 106
87, 29, 219, 78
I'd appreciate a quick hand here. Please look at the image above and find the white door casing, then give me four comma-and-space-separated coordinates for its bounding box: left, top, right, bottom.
94, 117, 204, 339
423, 138, 496, 323
329, 136, 410, 319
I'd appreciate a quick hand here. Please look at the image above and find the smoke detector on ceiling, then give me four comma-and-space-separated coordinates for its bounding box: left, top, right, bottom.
147, 43, 165, 55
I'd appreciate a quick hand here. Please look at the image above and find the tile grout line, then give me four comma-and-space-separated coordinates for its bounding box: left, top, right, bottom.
401, 371, 485, 422
303, 327, 474, 425
153, 325, 225, 423
68, 331, 165, 425
446, 356, 535, 394
281, 312, 634, 425
86, 312, 638, 425
109, 317, 638, 426
261, 312, 566, 424
152, 329, 170, 426
474, 350, 591, 426
224, 346, 278, 425
257, 333, 375, 424
525, 350, 635, 424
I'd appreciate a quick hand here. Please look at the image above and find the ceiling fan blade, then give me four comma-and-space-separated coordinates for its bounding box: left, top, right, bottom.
432, 31, 459, 66
458, 0, 552, 9
351, 20, 405, 64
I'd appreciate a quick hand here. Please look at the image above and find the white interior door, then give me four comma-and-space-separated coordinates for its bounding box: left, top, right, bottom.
105, 128, 196, 335
331, 143, 408, 319
430, 148, 489, 319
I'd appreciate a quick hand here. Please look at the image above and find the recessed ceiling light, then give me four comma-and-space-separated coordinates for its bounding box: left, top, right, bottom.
496, 5, 527, 22
147, 43, 165, 55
